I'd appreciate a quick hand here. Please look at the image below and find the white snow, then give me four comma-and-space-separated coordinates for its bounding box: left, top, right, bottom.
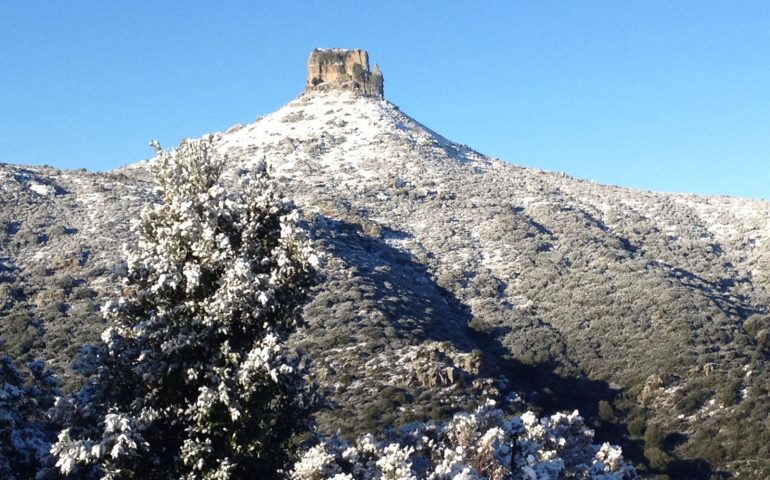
29, 182, 55, 196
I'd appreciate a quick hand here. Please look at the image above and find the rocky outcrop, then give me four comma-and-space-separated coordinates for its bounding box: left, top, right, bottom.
411, 343, 481, 389
306, 48, 384, 98
638, 374, 665, 404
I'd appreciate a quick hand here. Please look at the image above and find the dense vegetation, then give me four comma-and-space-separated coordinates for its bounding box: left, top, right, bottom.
1, 139, 634, 479
2, 88, 770, 478
0, 352, 58, 479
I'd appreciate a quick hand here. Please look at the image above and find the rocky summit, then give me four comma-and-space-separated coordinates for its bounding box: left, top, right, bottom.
306, 48, 384, 97
3, 49, 770, 478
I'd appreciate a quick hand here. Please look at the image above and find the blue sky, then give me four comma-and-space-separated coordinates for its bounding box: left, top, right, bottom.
2, 2, 769, 199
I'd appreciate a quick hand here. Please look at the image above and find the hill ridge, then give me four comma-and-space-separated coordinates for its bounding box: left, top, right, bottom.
3, 79, 770, 478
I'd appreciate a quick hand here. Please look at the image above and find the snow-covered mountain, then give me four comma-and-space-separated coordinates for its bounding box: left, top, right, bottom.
3, 51, 770, 478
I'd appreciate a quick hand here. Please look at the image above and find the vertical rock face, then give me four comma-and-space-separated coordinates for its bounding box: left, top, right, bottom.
306, 48, 384, 98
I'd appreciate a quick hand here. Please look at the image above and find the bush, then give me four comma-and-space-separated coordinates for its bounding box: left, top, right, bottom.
293, 401, 637, 479
627, 417, 646, 438
644, 447, 670, 471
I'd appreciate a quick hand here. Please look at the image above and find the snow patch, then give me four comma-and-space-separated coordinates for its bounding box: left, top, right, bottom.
29, 182, 55, 196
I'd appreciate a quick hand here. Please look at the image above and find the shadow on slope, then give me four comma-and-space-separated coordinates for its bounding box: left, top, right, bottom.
470, 324, 716, 478
294, 216, 707, 474
302, 215, 476, 349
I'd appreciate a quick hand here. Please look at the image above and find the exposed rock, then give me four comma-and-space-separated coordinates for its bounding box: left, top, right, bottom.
306, 48, 384, 98
639, 374, 665, 404
410, 344, 477, 389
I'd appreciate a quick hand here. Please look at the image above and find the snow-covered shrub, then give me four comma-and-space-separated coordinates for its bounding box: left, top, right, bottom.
51, 137, 317, 479
0, 354, 59, 479
292, 400, 636, 480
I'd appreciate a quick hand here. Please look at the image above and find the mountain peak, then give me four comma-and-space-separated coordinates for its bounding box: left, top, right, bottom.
306, 48, 384, 98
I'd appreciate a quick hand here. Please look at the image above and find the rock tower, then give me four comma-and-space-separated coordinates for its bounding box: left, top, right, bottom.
306, 48, 384, 98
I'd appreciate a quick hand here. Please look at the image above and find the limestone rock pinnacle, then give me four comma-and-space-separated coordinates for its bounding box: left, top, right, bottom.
306, 48, 384, 98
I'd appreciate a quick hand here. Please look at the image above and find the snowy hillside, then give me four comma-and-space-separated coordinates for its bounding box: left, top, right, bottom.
176, 88, 770, 477
4, 86, 770, 477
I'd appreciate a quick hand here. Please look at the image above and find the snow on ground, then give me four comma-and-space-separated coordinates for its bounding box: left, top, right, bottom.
29, 182, 55, 196
217, 89, 411, 178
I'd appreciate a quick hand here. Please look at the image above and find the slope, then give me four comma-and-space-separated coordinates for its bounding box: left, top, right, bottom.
211, 88, 770, 477
3, 87, 770, 477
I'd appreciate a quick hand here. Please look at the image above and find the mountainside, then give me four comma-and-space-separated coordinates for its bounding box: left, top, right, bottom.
3, 80, 770, 477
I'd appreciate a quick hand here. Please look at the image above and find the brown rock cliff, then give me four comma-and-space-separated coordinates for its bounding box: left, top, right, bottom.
306, 48, 384, 98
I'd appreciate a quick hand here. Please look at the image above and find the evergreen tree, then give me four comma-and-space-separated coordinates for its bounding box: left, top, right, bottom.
51, 138, 317, 479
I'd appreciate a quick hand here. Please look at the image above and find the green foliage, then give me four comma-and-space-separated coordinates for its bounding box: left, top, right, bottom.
716, 378, 741, 407
644, 423, 665, 449
598, 400, 617, 423
627, 417, 646, 438
674, 385, 712, 415
644, 447, 670, 471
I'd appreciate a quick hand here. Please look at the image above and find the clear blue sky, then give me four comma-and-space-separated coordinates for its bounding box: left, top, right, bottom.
2, 2, 769, 199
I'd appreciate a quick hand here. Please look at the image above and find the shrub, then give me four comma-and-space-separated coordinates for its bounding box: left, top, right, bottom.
292, 401, 637, 479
